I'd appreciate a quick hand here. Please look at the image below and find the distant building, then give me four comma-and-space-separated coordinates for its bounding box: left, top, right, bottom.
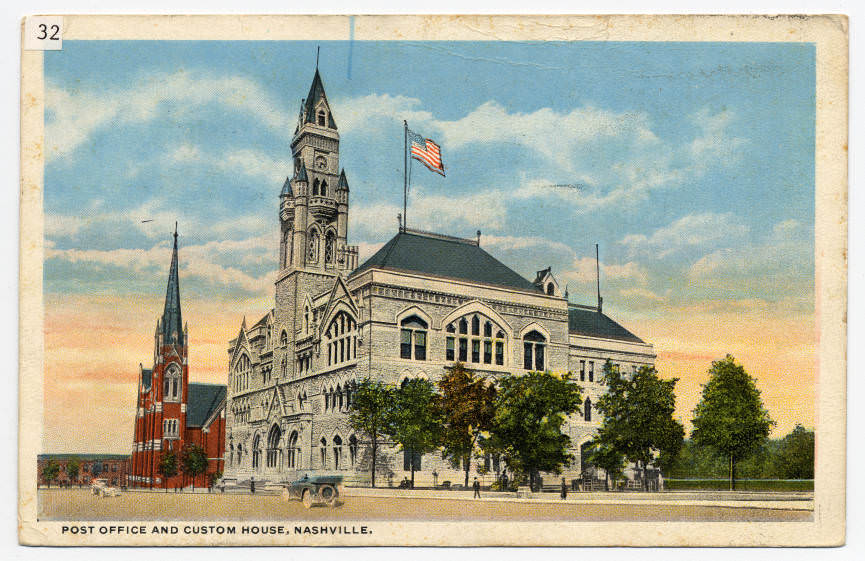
129, 229, 227, 489
220, 65, 656, 488
37, 454, 129, 487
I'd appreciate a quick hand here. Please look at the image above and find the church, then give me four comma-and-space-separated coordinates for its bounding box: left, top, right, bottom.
220, 66, 656, 488
129, 229, 227, 489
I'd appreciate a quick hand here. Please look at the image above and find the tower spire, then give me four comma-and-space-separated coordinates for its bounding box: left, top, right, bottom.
162, 225, 183, 345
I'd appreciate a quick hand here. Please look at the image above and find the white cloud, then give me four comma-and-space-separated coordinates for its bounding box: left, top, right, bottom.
688, 108, 749, 170
481, 234, 575, 256
562, 256, 649, 285
621, 212, 748, 257
46, 72, 293, 161
334, 94, 435, 134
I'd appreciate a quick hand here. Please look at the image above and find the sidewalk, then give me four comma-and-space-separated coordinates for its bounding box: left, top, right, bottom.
343, 486, 814, 511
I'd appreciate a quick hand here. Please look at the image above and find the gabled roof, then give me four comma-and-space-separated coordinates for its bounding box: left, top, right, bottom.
352, 230, 541, 293
533, 267, 552, 284
141, 368, 152, 390
567, 305, 644, 343
302, 69, 337, 129
295, 160, 308, 183
186, 383, 227, 428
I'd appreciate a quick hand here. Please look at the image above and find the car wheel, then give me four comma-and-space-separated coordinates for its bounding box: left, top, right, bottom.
319, 485, 336, 506
281, 488, 290, 502
301, 489, 313, 509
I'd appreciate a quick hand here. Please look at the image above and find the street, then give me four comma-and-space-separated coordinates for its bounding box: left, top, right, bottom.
38, 488, 812, 522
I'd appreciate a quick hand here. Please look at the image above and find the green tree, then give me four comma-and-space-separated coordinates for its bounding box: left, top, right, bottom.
775, 424, 814, 479
180, 444, 208, 490
437, 363, 496, 487
583, 440, 625, 491
65, 458, 81, 486
157, 450, 179, 492
487, 371, 582, 491
595, 362, 685, 491
691, 355, 774, 490
387, 378, 442, 488
348, 379, 394, 488
42, 460, 60, 488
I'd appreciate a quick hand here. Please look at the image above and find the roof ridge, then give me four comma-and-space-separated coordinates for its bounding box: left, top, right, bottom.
401, 227, 479, 246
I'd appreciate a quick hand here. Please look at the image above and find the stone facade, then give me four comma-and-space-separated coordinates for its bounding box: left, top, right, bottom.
221, 67, 656, 488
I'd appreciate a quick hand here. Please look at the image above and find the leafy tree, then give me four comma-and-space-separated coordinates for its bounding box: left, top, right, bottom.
157, 450, 179, 492
691, 355, 774, 490
42, 460, 60, 488
387, 378, 442, 488
180, 444, 208, 490
583, 440, 625, 491
487, 371, 582, 491
437, 363, 496, 487
775, 424, 814, 479
65, 458, 81, 486
348, 379, 394, 488
595, 362, 685, 491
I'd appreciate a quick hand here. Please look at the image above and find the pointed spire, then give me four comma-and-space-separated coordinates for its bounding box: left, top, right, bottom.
280, 176, 294, 198
161, 224, 183, 346
337, 168, 349, 192
241, 315, 247, 330
302, 67, 337, 130
295, 160, 308, 183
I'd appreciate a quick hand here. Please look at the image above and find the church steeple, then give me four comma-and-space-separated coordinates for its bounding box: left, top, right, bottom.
161, 224, 183, 346
302, 69, 337, 130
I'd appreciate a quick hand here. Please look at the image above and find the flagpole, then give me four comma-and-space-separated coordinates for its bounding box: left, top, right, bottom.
403, 120, 408, 231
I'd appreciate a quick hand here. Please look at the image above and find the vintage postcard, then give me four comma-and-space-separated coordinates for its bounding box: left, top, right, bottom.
19, 14, 847, 546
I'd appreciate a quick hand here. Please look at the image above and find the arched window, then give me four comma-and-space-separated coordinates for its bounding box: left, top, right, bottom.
308, 229, 319, 262
319, 437, 328, 468
523, 330, 546, 371
337, 384, 344, 410
252, 434, 261, 470
326, 311, 358, 367
280, 330, 288, 347
312, 178, 320, 196
333, 435, 343, 470
266, 424, 282, 469
584, 398, 592, 422
280, 356, 287, 378
163, 364, 181, 402
325, 231, 335, 264
400, 315, 427, 361
286, 431, 299, 469
317, 109, 326, 126
320, 180, 328, 197
446, 314, 506, 366
547, 283, 555, 295
233, 354, 251, 392
349, 435, 359, 466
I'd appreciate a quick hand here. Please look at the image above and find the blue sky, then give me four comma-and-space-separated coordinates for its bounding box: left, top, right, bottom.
42, 40, 816, 450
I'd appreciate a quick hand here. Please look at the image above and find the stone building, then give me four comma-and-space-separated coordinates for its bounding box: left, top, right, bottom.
129, 229, 227, 489
37, 454, 129, 488
221, 66, 655, 488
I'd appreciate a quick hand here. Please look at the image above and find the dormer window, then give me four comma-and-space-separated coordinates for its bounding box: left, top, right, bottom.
547, 283, 555, 295
317, 110, 326, 126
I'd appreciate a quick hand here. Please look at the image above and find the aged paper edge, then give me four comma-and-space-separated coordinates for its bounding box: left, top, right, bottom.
18, 14, 848, 547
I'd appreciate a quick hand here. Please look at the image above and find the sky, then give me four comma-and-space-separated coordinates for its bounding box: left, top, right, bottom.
42, 40, 816, 453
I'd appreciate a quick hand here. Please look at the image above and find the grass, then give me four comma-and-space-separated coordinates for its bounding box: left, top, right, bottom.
665, 479, 813, 491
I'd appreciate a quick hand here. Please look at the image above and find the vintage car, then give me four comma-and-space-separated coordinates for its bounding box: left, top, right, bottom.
90, 478, 121, 497
282, 474, 344, 508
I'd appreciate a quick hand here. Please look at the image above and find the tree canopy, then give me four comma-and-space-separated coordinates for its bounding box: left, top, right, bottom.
487, 370, 582, 490
65, 458, 81, 483
180, 443, 208, 490
691, 355, 773, 490
158, 450, 179, 491
42, 460, 60, 487
348, 379, 394, 488
387, 378, 442, 488
775, 424, 814, 479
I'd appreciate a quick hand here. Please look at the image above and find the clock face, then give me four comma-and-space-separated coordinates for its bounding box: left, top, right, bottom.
315, 155, 327, 169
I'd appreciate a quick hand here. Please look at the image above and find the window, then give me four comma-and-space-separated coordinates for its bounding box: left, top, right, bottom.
317, 109, 326, 126
446, 313, 507, 366
280, 330, 288, 347
349, 435, 358, 466
547, 283, 555, 295
523, 330, 546, 371
333, 435, 343, 470
252, 435, 261, 470
312, 178, 320, 196
319, 438, 328, 468
320, 180, 328, 197
326, 311, 358, 367
399, 315, 428, 361
286, 431, 299, 469
163, 364, 181, 401
584, 398, 592, 422
580, 360, 586, 381
588, 361, 594, 382
266, 425, 282, 469
233, 354, 251, 392
307, 229, 319, 262
162, 418, 179, 439
325, 232, 335, 264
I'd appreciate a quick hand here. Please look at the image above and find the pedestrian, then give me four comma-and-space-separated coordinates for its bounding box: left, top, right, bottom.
473, 477, 481, 499
560, 477, 568, 500
502, 472, 509, 491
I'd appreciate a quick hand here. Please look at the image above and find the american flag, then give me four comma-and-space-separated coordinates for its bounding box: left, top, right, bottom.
408, 129, 445, 176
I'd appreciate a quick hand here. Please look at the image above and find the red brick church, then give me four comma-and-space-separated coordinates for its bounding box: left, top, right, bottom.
129, 227, 226, 489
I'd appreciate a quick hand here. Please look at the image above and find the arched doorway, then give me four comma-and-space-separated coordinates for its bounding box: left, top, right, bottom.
267, 424, 282, 469
286, 431, 299, 469
252, 435, 261, 471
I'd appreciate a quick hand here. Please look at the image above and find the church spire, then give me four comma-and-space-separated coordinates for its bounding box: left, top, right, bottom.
161, 223, 183, 346
302, 67, 337, 130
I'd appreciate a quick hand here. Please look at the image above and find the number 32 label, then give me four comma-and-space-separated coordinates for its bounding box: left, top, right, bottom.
24, 16, 63, 51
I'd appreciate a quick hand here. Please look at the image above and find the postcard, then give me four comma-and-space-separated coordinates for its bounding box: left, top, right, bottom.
19, 14, 847, 546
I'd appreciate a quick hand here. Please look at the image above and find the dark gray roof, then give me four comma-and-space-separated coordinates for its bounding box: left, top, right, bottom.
533, 267, 551, 284
295, 160, 308, 183
352, 231, 541, 293
337, 169, 349, 192
567, 306, 644, 343
280, 176, 293, 197
186, 383, 226, 428
141, 368, 152, 389
302, 69, 337, 129
161, 229, 183, 345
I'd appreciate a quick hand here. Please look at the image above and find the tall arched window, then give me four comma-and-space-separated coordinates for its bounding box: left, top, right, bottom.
584, 398, 592, 422
312, 178, 320, 196
523, 330, 546, 371
333, 435, 343, 470
252, 435, 261, 470
234, 354, 251, 392
349, 435, 358, 467
307, 229, 319, 262
163, 364, 181, 402
319, 437, 328, 468
445, 314, 506, 366
286, 431, 299, 469
280, 330, 288, 347
400, 315, 427, 360
320, 180, 328, 197
266, 424, 282, 469
325, 231, 335, 264
317, 109, 326, 126
326, 311, 358, 367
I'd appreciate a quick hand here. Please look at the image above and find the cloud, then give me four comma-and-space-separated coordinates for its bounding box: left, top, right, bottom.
621, 212, 749, 257
481, 234, 575, 256
688, 107, 749, 170
46, 72, 293, 161
334, 94, 435, 134
561, 256, 649, 285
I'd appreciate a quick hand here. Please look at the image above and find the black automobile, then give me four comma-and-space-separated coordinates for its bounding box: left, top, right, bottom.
282, 474, 344, 508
